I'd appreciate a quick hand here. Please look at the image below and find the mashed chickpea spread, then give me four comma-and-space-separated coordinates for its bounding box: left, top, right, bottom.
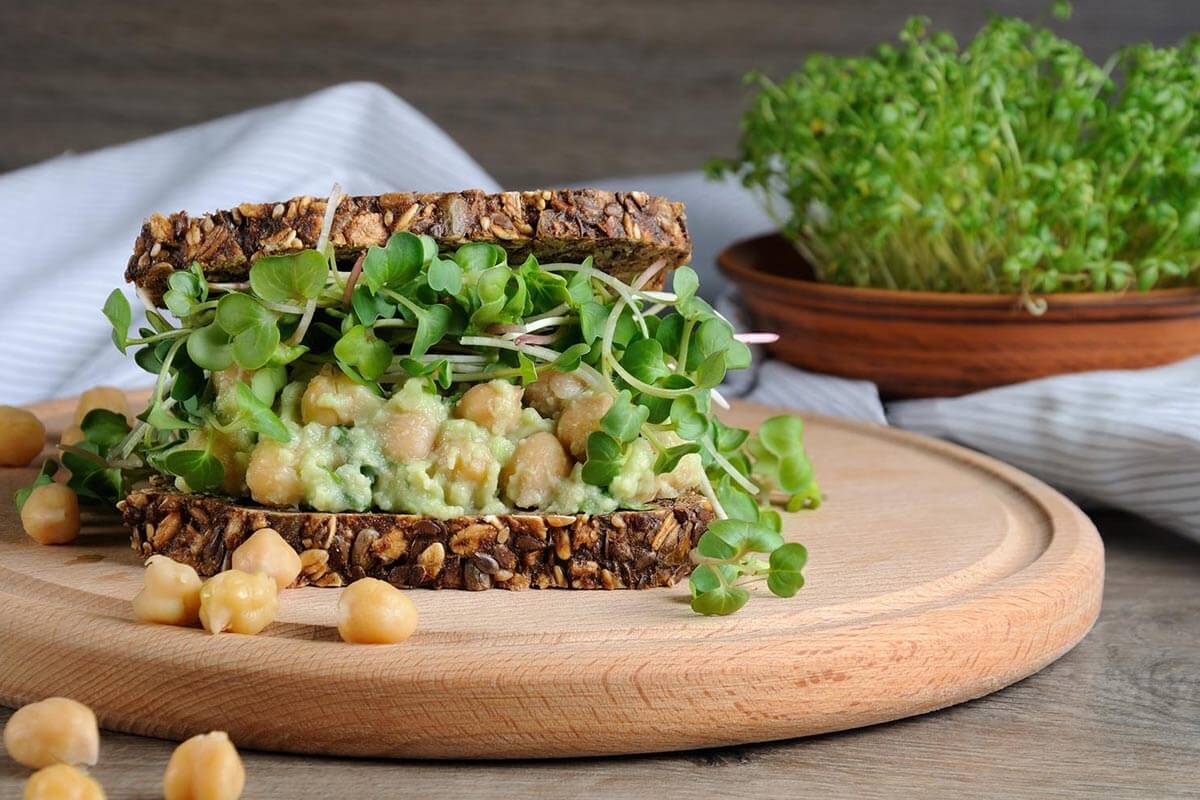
179, 366, 704, 518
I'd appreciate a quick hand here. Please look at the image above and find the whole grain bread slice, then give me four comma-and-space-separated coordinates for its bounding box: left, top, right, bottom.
127, 188, 691, 305
120, 487, 713, 591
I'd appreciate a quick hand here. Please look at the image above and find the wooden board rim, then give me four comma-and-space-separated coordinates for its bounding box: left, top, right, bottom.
0, 397, 1104, 759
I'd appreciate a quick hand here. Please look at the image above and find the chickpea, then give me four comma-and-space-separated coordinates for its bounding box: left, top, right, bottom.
3, 697, 99, 769
524, 370, 588, 418
132, 556, 203, 626
24, 764, 105, 800
20, 484, 81, 545
337, 578, 418, 644
0, 405, 45, 467
455, 380, 522, 435
231, 529, 301, 590
198, 570, 278, 636
300, 367, 382, 427
376, 410, 438, 462
245, 439, 303, 507
432, 422, 494, 486
163, 731, 244, 800
502, 432, 571, 509
72, 386, 130, 426
555, 391, 613, 460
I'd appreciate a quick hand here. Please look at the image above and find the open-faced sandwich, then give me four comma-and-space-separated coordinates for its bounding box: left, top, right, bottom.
53, 188, 818, 614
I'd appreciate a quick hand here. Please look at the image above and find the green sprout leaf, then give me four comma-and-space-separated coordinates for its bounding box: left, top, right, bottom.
581, 431, 623, 487
186, 322, 234, 372
160, 449, 224, 493
767, 543, 808, 597
249, 249, 327, 305
334, 324, 392, 382
653, 442, 700, 474
231, 383, 289, 442
79, 409, 131, 450
689, 566, 750, 616
103, 290, 132, 353
600, 390, 649, 444
428, 256, 464, 295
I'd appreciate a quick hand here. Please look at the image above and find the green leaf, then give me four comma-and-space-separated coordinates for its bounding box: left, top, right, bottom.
715, 475, 760, 523
103, 290, 132, 353
454, 242, 506, 273
14, 459, 59, 512
581, 431, 623, 487
233, 383, 290, 442
231, 322, 280, 370
579, 302, 608, 344
551, 343, 591, 372
712, 418, 749, 453
653, 442, 700, 473
655, 313, 684, 355
428, 256, 464, 295
758, 415, 806, 458
250, 366, 288, 406
767, 543, 808, 598
690, 579, 750, 616
695, 352, 727, 389
641, 375, 693, 424
669, 395, 709, 441
565, 269, 595, 307
672, 267, 701, 315
79, 409, 130, 451
249, 249, 327, 304
160, 449, 224, 493
215, 293, 273, 334
411, 304, 452, 357
186, 323, 234, 371
267, 342, 309, 367
334, 324, 392, 382
146, 403, 196, 431
704, 518, 785, 557
600, 390, 649, 444
516, 352, 538, 385
620, 338, 671, 384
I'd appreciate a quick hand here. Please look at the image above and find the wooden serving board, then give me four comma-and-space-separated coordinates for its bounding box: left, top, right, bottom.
0, 394, 1103, 759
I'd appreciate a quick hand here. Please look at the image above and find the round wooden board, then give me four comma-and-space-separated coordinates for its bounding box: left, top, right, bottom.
0, 393, 1103, 759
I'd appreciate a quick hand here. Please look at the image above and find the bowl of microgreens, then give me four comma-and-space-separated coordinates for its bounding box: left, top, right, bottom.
711, 4, 1200, 398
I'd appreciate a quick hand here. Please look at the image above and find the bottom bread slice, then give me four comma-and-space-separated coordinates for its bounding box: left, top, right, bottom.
120, 488, 714, 590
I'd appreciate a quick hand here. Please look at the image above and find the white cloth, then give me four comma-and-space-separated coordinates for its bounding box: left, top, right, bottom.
1, 82, 1195, 541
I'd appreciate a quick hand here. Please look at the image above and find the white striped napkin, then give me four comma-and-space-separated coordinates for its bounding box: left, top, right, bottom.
1, 82, 1195, 541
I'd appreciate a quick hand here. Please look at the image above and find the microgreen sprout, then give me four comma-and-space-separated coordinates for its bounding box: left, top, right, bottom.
711, 3, 1200, 296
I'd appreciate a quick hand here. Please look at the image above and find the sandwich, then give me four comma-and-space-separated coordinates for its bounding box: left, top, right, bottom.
81, 188, 818, 612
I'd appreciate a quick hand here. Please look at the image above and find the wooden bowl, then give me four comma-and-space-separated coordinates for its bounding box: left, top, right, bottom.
718, 233, 1200, 399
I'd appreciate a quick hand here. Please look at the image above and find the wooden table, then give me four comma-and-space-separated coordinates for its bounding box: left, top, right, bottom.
3, 511, 1196, 798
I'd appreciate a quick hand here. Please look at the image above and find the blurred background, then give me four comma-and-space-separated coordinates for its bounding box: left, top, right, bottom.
4, 0, 1198, 187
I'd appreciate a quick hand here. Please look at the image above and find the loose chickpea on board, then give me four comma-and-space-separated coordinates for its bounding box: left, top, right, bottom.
3, 697, 99, 769
72, 386, 130, 426
163, 731, 244, 800
337, 577, 419, 644
230, 529, 302, 590
23, 764, 105, 800
132, 556, 203, 626
0, 405, 45, 467
19, 484, 81, 545
198, 570, 278, 635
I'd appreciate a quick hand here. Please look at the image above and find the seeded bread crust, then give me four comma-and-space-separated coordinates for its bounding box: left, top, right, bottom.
120, 487, 713, 591
126, 189, 691, 306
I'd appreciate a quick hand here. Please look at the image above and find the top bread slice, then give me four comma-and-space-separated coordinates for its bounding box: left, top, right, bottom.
126, 188, 691, 305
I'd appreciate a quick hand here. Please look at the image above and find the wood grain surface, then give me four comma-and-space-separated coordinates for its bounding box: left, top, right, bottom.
3, 0, 1199, 188
0, 394, 1103, 763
